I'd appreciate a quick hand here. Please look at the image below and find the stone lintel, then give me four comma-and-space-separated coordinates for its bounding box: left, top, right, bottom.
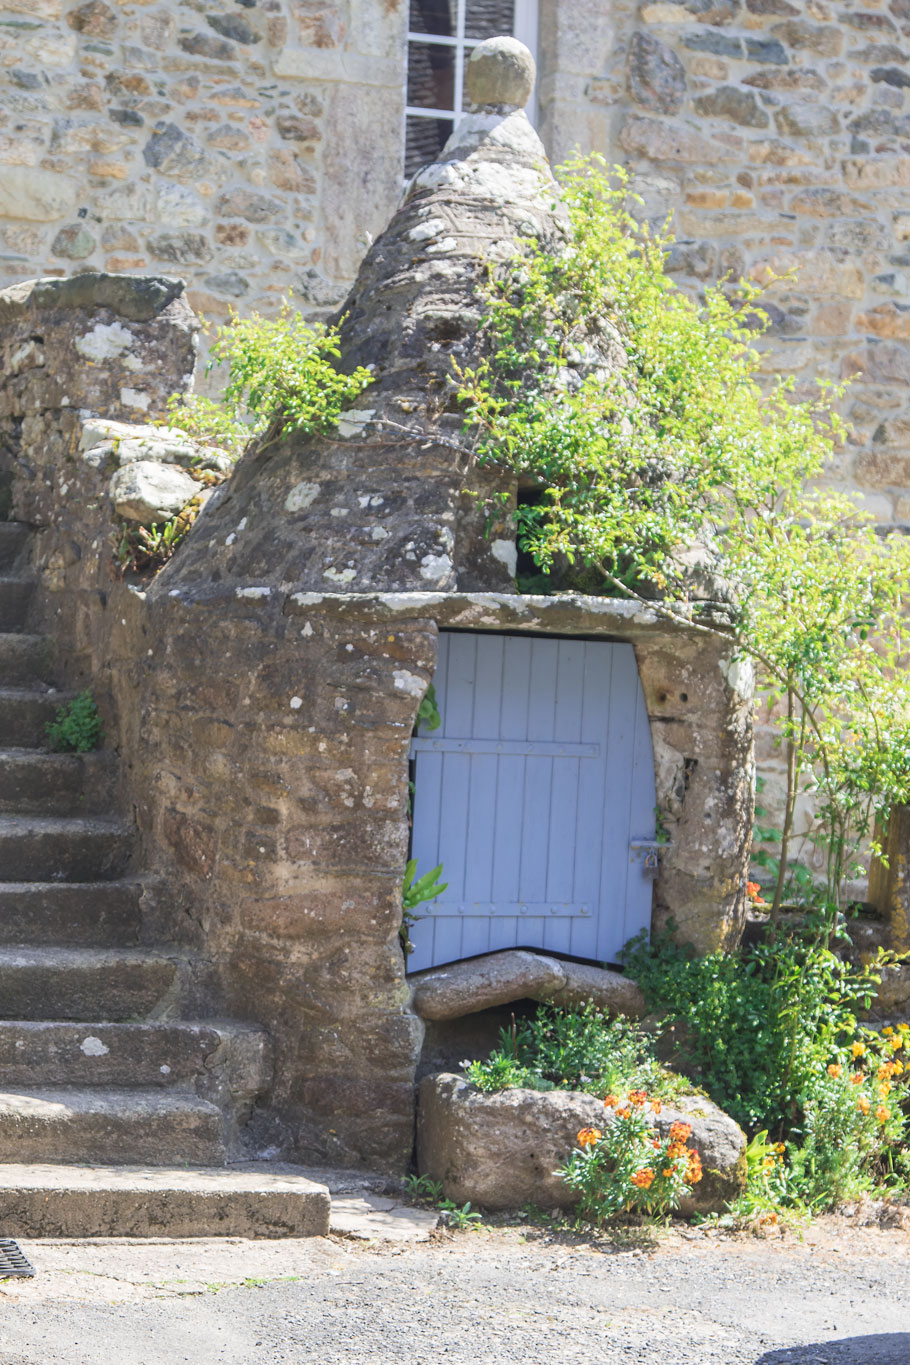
280, 589, 734, 640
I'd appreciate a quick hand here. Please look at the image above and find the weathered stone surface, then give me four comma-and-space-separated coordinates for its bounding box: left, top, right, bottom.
465, 35, 535, 109
51, 224, 96, 259
417, 1074, 747, 1213
109, 460, 199, 524
409, 951, 568, 1021
694, 87, 770, 128
774, 103, 840, 137
142, 123, 207, 180
0, 167, 75, 222
538, 961, 647, 1017
628, 31, 686, 115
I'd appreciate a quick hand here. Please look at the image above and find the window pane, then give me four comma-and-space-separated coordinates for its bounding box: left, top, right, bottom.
409, 0, 457, 36
405, 114, 454, 177
407, 40, 455, 110
465, 0, 515, 39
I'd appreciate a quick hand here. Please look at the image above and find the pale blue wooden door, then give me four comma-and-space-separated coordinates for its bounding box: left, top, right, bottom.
407, 632, 656, 972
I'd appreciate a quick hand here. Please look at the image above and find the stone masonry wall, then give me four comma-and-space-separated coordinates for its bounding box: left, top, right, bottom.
0, 0, 407, 319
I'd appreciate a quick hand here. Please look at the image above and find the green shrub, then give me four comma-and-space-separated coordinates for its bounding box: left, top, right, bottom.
45, 691, 103, 753
165, 298, 373, 457
463, 1001, 685, 1102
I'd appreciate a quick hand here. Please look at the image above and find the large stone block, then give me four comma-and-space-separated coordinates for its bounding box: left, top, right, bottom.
109, 461, 199, 525
0, 167, 76, 222
417, 1074, 747, 1213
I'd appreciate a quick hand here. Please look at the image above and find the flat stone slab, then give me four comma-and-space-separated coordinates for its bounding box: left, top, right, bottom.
330, 1191, 439, 1242
409, 949, 644, 1020
417, 1073, 746, 1214
0, 1163, 331, 1238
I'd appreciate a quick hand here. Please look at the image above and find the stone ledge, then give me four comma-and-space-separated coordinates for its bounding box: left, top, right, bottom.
409, 949, 645, 1020
0, 273, 187, 325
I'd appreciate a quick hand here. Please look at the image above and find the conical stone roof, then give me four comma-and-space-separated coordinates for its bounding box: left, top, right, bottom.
161, 38, 570, 598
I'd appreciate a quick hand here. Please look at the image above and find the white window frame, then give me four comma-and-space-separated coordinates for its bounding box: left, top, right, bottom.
405, 0, 539, 135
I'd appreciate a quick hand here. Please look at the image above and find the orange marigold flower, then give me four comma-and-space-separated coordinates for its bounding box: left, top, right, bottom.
877, 1063, 895, 1080
746, 881, 761, 898
603, 1095, 618, 1109
616, 1107, 632, 1119
576, 1127, 602, 1148
631, 1168, 655, 1189
857, 1096, 871, 1115
667, 1141, 686, 1159
827, 1064, 842, 1079
628, 1090, 647, 1107
850, 1072, 864, 1085
650, 1099, 662, 1114
662, 1168, 674, 1178
687, 1158, 703, 1185
876, 1105, 891, 1124
651, 1139, 661, 1150
669, 1121, 693, 1143
851, 1042, 866, 1058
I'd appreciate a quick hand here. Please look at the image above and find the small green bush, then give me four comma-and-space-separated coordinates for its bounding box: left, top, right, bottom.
165, 298, 373, 457
45, 691, 103, 753
463, 1001, 686, 1102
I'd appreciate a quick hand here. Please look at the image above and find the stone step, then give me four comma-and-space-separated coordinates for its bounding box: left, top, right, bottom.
0, 523, 30, 572
0, 946, 177, 1020
0, 815, 131, 881
0, 576, 35, 632
0, 748, 86, 814
0, 1162, 331, 1237
0, 881, 142, 946
0, 688, 66, 747
0, 633, 51, 687
0, 1087, 226, 1165
0, 1021, 271, 1098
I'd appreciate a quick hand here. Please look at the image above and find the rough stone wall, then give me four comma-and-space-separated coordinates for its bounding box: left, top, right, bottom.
0, 0, 406, 317
587, 0, 910, 874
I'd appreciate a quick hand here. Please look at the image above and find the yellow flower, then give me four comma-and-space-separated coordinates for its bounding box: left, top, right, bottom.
878, 1082, 892, 1100
890, 1035, 904, 1051
827, 1064, 842, 1079
893, 1060, 904, 1075
774, 1143, 786, 1154
883, 1027, 894, 1037
899, 1024, 910, 1034
857, 1096, 870, 1115
875, 1105, 891, 1124
851, 1042, 866, 1058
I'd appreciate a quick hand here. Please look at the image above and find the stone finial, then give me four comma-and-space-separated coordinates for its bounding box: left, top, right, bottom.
465, 35, 535, 110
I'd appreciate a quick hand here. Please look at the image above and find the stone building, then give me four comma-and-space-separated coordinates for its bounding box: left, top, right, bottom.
4, 0, 910, 839
0, 40, 755, 1224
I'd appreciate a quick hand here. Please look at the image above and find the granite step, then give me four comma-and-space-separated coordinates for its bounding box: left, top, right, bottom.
0, 576, 35, 632
0, 1162, 331, 1237
0, 946, 178, 1020
0, 815, 131, 881
0, 1020, 271, 1097
0, 1087, 227, 1165
0, 523, 31, 572
0, 749, 89, 814
0, 688, 67, 747
0, 633, 51, 687
0, 881, 142, 946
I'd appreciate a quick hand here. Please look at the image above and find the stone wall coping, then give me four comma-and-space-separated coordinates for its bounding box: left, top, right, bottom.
156, 580, 734, 641
277, 589, 733, 639
0, 273, 186, 325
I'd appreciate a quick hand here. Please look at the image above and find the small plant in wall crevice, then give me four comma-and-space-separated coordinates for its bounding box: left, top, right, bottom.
400, 858, 448, 956
45, 691, 103, 753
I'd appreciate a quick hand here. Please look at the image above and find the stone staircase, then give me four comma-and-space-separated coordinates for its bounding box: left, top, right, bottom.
0, 522, 330, 1236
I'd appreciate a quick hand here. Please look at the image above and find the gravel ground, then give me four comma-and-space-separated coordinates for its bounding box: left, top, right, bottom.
1, 1210, 909, 1364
